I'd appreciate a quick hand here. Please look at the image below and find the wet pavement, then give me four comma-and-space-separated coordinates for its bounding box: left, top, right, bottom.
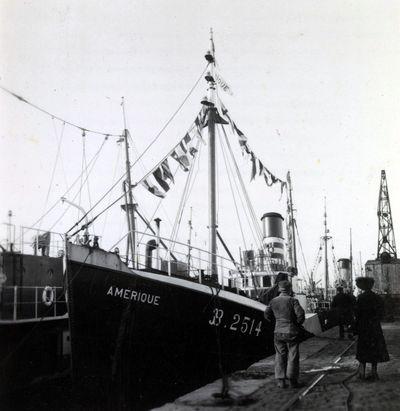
156, 321, 400, 410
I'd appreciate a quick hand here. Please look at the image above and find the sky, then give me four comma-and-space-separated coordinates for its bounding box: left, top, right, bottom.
1, 0, 399, 285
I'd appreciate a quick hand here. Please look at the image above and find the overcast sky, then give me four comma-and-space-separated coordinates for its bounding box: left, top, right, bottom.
1, 0, 399, 285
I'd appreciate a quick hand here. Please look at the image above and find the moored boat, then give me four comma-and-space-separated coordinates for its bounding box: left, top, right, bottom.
65, 32, 321, 409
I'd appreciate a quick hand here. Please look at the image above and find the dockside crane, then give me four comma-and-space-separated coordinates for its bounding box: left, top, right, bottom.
377, 170, 397, 263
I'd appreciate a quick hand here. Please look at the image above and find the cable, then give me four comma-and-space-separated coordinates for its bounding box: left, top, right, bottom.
101, 144, 122, 237
295, 220, 311, 284
15, 134, 109, 244
0, 84, 121, 137
135, 162, 181, 248
39, 121, 66, 231
51, 118, 69, 191
49, 136, 107, 232
66, 64, 209, 235
170, 140, 201, 251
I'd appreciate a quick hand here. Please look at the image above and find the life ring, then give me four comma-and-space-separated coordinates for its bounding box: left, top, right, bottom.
42, 286, 54, 306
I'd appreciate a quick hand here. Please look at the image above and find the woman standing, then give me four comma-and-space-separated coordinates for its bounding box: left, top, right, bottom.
355, 276, 389, 380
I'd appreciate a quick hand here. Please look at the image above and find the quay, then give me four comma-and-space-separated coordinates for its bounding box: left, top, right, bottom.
156, 320, 400, 410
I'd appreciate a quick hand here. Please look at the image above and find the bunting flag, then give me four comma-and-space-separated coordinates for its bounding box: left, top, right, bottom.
141, 159, 174, 198
141, 177, 166, 198
214, 71, 233, 95
171, 131, 198, 171
140, 111, 204, 198
153, 159, 174, 191
220, 100, 287, 191
233, 123, 251, 155
250, 154, 264, 181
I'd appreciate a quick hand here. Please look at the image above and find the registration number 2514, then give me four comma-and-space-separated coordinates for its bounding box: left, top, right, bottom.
208, 309, 262, 336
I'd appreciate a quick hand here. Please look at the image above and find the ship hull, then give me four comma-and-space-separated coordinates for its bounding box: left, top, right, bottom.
0, 252, 69, 396
67, 255, 275, 409
0, 317, 69, 396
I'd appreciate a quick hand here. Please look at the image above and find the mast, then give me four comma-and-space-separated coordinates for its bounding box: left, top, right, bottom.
203, 29, 218, 281
323, 197, 331, 299
349, 228, 353, 292
187, 207, 193, 275
286, 171, 297, 272
121, 97, 136, 267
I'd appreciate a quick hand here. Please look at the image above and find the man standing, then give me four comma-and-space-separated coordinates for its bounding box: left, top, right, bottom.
331, 286, 355, 339
264, 280, 305, 388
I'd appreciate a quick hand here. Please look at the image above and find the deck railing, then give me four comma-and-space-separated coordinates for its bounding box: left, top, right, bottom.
0, 285, 67, 321
112, 230, 273, 294
0, 223, 65, 258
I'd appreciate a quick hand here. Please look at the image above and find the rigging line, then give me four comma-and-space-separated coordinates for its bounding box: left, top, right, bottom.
170, 149, 199, 250
223, 127, 264, 243
66, 64, 209, 235
49, 137, 108, 232
169, 142, 203, 257
219, 126, 262, 254
218, 126, 252, 249
101, 144, 122, 237
128, 130, 174, 232
39, 121, 66, 231
295, 220, 311, 283
220, 125, 264, 247
51, 118, 69, 191
170, 141, 201, 251
218, 127, 262, 293
83, 133, 95, 228
136, 163, 181, 247
136, 142, 202, 254
78, 131, 86, 220
129, 63, 209, 168
184, 142, 203, 209
16, 134, 109, 242
131, 120, 203, 188
69, 190, 122, 237
218, 126, 248, 253
0, 84, 121, 137
221, 125, 276, 275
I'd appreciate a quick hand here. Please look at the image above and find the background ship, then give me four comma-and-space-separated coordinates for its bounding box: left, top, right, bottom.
0, 218, 69, 396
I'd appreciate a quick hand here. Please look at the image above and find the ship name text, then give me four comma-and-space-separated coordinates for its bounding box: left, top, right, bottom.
106, 286, 160, 306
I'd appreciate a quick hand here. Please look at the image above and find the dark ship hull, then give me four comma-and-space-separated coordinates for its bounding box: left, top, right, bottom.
67, 245, 275, 409
0, 251, 69, 395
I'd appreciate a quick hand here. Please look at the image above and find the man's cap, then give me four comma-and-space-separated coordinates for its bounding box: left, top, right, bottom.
356, 276, 374, 291
278, 280, 291, 292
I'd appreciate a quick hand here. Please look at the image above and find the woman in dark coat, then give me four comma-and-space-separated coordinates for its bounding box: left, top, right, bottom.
355, 276, 389, 380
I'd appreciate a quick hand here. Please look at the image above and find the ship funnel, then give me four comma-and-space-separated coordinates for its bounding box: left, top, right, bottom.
337, 258, 351, 286
261, 212, 284, 239
261, 212, 285, 261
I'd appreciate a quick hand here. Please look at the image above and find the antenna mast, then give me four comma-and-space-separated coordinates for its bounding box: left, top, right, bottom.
377, 170, 397, 261
323, 197, 331, 299
121, 97, 137, 267
286, 171, 298, 273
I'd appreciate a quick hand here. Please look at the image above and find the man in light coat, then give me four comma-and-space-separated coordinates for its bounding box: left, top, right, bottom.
264, 280, 305, 388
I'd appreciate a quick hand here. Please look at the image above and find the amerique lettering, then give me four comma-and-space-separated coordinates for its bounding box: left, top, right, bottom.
106, 286, 160, 306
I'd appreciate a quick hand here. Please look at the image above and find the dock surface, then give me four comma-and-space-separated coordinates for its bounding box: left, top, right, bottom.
156, 321, 400, 410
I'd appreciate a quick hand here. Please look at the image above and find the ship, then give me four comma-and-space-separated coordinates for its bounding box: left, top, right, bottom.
64, 32, 321, 409
0, 217, 69, 396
